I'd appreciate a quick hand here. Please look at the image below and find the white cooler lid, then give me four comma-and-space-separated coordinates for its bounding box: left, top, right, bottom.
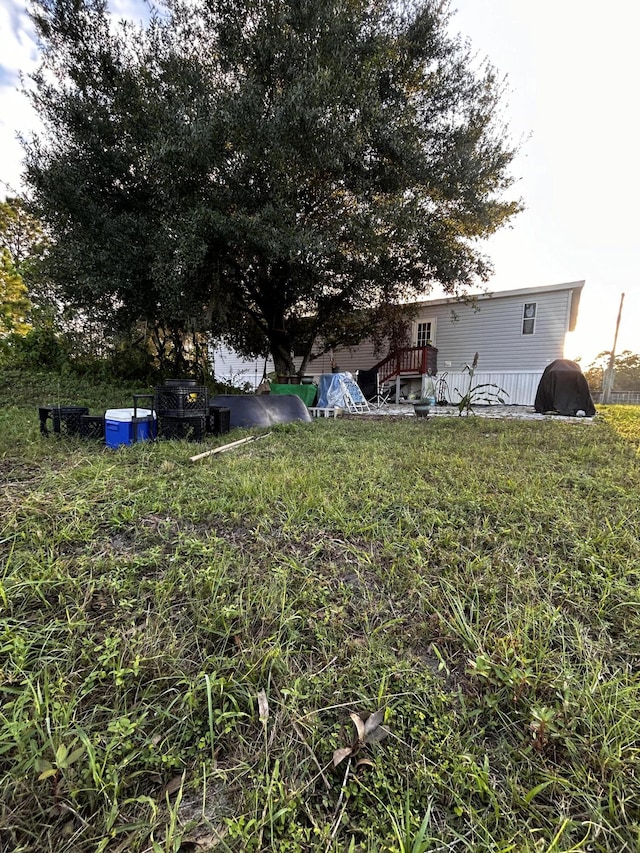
105, 408, 155, 421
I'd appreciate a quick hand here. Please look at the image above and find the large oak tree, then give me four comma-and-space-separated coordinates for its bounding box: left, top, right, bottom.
23, 0, 522, 375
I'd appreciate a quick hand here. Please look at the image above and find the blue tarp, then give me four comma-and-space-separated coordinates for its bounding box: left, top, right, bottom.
317, 373, 366, 409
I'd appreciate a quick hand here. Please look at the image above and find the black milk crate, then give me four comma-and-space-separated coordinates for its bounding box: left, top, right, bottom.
79, 414, 105, 440
158, 414, 207, 442
155, 383, 208, 416
208, 405, 231, 436
39, 405, 89, 436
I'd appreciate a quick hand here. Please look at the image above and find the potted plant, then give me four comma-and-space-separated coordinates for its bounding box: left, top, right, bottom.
411, 398, 432, 418
412, 379, 436, 417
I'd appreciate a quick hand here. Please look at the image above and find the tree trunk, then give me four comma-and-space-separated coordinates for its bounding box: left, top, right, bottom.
271, 346, 296, 378
269, 328, 296, 378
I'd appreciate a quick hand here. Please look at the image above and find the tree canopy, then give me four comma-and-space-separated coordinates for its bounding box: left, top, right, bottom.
23, 0, 522, 374
0, 198, 40, 337
0, 249, 31, 337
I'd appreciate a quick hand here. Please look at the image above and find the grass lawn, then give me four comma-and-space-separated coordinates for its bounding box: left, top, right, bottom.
1, 369, 639, 852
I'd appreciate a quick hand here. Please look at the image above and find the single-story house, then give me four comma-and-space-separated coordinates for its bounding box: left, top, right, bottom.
210, 280, 585, 406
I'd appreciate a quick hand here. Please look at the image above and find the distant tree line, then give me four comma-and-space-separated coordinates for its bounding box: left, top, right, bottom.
0, 197, 37, 338
0, 195, 160, 378
584, 351, 640, 394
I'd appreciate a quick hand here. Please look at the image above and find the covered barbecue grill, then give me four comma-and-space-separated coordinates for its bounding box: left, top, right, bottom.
534, 360, 596, 416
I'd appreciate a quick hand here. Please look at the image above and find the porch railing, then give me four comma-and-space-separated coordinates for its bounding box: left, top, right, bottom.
376, 345, 438, 384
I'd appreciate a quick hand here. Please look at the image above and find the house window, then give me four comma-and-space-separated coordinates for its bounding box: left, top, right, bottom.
416, 321, 434, 347
522, 302, 536, 335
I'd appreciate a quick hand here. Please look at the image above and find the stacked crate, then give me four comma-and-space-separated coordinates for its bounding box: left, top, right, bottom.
208, 405, 231, 437
155, 380, 209, 441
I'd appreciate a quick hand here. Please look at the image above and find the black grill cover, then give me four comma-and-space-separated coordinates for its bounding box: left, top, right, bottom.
534, 360, 596, 416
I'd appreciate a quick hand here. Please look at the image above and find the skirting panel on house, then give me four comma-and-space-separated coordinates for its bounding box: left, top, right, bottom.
441, 372, 543, 407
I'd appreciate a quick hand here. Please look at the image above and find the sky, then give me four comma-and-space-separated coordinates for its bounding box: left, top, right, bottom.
449, 0, 639, 364
0, 0, 637, 365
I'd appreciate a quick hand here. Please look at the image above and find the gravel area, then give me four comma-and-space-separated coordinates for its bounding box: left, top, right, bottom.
357, 403, 596, 422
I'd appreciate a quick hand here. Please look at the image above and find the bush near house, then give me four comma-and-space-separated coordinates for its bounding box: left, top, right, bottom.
1, 369, 639, 852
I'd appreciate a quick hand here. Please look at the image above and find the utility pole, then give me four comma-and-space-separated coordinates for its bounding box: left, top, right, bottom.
602, 292, 625, 404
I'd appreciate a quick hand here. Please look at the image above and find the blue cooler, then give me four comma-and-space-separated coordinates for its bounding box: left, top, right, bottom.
105, 408, 156, 448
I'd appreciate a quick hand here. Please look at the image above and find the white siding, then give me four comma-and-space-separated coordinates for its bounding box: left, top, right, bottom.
210, 344, 274, 389
308, 338, 384, 377
322, 287, 576, 376
421, 290, 572, 373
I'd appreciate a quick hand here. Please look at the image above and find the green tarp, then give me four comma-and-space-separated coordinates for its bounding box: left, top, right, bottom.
269, 383, 317, 406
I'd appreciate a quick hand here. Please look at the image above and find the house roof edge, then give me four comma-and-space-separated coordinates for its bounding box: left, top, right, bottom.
412, 280, 586, 310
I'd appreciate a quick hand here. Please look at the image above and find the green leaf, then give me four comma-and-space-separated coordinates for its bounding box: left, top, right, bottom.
38, 766, 58, 781
66, 745, 85, 766
523, 780, 554, 805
